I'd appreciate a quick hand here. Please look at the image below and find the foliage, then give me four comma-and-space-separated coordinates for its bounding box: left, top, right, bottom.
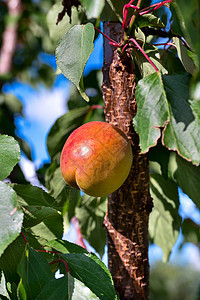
0, 0, 200, 299
150, 262, 200, 300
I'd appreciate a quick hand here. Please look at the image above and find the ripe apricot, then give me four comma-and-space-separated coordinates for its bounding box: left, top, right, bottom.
60, 121, 132, 197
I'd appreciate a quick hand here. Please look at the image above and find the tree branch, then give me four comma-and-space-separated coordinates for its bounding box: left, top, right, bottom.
71, 216, 87, 249
0, 0, 22, 75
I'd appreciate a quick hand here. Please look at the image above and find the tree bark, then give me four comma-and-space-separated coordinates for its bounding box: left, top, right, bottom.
102, 22, 153, 300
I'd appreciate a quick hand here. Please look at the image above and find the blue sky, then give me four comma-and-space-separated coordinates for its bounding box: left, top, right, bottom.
3, 30, 103, 168
3, 23, 200, 268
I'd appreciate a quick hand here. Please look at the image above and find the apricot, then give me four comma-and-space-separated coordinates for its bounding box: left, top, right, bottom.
60, 121, 133, 197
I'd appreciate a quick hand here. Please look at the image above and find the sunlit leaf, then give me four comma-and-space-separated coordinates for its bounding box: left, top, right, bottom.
13, 184, 57, 209
56, 23, 95, 101
0, 135, 20, 180
172, 0, 200, 72
80, 0, 105, 19
71, 278, 99, 299
0, 182, 23, 257
134, 72, 169, 152
47, 3, 80, 45
13, 184, 63, 242
0, 271, 9, 299
173, 37, 196, 75
163, 74, 200, 165
135, 72, 200, 165
149, 174, 181, 262
46, 239, 88, 255
137, 13, 165, 29
134, 46, 168, 77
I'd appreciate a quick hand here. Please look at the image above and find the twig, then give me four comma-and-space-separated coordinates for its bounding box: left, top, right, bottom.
139, 0, 172, 16
50, 259, 69, 273
94, 27, 120, 47
129, 38, 159, 72
21, 231, 28, 244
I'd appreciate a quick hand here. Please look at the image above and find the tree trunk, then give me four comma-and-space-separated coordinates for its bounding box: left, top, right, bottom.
102, 22, 153, 300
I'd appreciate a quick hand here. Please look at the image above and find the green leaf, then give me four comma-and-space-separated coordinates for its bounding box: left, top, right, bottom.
0, 135, 20, 180
159, 48, 186, 74
63, 253, 118, 300
172, 0, 200, 72
149, 174, 181, 262
2, 93, 23, 114
13, 184, 63, 242
168, 152, 200, 209
149, 141, 170, 179
134, 27, 145, 47
0, 272, 10, 300
22, 205, 63, 229
170, 3, 184, 37
134, 72, 169, 152
137, 13, 165, 29
162, 74, 200, 165
173, 37, 196, 75
71, 278, 99, 299
180, 218, 200, 246
0, 182, 23, 257
13, 184, 58, 209
36, 275, 71, 300
100, 0, 124, 22
28, 220, 63, 246
135, 72, 200, 165
46, 167, 81, 220
47, 106, 90, 159
17, 279, 27, 300
47, 3, 80, 45
56, 23, 95, 101
17, 246, 54, 300
0, 235, 25, 285
46, 239, 88, 255
80, 0, 105, 19
76, 194, 107, 257
134, 46, 168, 77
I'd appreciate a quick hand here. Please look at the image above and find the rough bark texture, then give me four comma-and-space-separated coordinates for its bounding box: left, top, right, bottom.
102, 22, 153, 300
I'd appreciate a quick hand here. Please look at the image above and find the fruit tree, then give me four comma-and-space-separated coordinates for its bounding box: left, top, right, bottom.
0, 0, 199, 299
